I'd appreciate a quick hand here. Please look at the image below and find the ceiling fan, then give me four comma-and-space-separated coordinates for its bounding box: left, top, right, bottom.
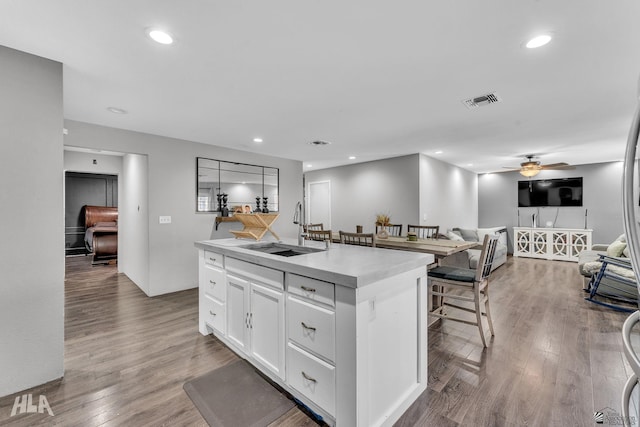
503, 155, 575, 177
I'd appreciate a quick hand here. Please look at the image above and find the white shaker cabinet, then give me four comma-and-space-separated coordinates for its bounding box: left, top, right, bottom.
225, 274, 250, 353
198, 250, 227, 336
224, 258, 286, 381
248, 281, 285, 379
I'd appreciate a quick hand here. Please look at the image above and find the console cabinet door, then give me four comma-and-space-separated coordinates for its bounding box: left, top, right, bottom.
226, 274, 250, 353
249, 282, 285, 380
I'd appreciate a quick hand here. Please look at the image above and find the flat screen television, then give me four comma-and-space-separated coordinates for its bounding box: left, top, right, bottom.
518, 177, 583, 207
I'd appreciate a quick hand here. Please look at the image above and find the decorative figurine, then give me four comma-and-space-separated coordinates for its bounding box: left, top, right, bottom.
221, 193, 229, 217
262, 197, 269, 213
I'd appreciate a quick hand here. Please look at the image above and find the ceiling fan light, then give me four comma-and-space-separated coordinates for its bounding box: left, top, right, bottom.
520, 166, 541, 177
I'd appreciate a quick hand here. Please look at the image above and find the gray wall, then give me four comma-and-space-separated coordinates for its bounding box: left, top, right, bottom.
0, 46, 64, 397
304, 154, 478, 234
64, 150, 124, 176
120, 153, 150, 294
419, 154, 478, 232
64, 120, 303, 296
479, 161, 625, 250
304, 155, 420, 233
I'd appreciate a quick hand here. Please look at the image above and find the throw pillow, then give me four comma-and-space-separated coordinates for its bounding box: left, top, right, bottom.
446, 231, 465, 241
607, 240, 627, 257
616, 234, 627, 243
453, 227, 479, 242
623, 246, 630, 257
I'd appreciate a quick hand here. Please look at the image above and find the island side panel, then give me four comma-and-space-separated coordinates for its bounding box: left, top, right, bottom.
353, 267, 428, 427
335, 284, 357, 427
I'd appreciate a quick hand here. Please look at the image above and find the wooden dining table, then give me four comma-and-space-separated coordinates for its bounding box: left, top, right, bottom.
329, 232, 478, 260
372, 235, 479, 258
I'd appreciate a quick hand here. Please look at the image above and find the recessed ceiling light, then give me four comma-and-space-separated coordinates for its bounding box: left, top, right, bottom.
526, 34, 552, 49
467, 163, 473, 167
253, 138, 263, 143
148, 29, 174, 45
306, 164, 313, 168
348, 156, 356, 160
435, 150, 443, 154
107, 107, 127, 114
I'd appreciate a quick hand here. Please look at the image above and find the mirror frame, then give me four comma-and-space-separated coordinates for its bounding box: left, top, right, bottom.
196, 157, 279, 213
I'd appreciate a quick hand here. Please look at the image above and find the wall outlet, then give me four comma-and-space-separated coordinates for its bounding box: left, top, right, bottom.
159, 216, 171, 224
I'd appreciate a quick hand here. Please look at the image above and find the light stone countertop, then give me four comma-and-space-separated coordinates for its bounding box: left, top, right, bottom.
195, 237, 434, 288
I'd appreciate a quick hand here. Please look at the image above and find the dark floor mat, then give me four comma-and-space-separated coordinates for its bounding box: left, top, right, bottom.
183, 360, 294, 427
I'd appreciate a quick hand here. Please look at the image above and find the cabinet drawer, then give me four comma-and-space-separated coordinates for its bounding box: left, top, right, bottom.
287, 296, 335, 362
226, 258, 284, 290
204, 250, 224, 269
203, 295, 226, 334
202, 265, 226, 301
287, 343, 335, 416
288, 274, 334, 307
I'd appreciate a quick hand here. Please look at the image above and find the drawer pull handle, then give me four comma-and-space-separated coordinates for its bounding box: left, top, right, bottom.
301, 371, 317, 383
301, 286, 316, 293
209, 311, 216, 316
209, 257, 216, 263
301, 322, 316, 332
209, 280, 216, 285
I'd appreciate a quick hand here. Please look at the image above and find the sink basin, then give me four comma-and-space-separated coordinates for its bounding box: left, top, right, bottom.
241, 242, 325, 257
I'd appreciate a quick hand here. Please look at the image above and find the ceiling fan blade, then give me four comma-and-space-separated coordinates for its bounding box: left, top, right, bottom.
501, 166, 521, 169
540, 163, 575, 170
540, 162, 568, 167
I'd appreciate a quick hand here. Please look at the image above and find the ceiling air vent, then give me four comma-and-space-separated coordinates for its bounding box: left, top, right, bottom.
308, 140, 332, 146
462, 92, 501, 109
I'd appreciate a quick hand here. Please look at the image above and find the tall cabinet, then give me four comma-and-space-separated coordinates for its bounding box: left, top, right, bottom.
513, 227, 592, 262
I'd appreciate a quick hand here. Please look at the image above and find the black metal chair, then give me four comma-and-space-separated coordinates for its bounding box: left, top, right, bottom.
428, 234, 499, 347
584, 254, 637, 312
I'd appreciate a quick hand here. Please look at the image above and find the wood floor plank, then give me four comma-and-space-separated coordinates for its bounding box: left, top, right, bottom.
0, 254, 633, 426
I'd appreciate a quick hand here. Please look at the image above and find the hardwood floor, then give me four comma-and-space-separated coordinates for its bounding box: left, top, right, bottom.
0, 255, 634, 426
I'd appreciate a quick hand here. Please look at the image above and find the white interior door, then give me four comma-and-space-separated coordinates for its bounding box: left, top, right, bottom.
307, 180, 331, 229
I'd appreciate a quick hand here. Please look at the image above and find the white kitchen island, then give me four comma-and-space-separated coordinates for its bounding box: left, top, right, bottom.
194, 238, 433, 427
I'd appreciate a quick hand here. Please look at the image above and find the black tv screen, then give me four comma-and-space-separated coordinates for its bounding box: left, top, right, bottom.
518, 177, 583, 207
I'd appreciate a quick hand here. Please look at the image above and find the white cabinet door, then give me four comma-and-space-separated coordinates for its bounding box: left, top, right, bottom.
249, 282, 285, 380
226, 274, 250, 353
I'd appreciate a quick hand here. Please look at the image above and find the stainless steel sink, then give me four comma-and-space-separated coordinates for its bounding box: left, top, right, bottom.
240, 242, 325, 257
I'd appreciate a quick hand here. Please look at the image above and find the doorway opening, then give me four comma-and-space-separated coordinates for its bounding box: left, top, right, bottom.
64, 171, 118, 261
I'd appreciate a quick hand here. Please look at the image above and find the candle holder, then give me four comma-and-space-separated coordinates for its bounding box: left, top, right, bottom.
255, 197, 261, 213
262, 197, 269, 213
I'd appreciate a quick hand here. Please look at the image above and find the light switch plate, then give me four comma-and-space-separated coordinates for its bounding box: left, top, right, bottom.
159, 216, 171, 224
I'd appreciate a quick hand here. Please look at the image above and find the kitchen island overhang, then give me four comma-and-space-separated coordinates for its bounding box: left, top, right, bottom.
195, 238, 433, 427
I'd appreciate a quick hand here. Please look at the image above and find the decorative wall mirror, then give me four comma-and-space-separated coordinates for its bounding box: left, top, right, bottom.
197, 157, 279, 213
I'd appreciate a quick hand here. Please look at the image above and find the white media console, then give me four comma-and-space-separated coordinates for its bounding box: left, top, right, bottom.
513, 227, 592, 262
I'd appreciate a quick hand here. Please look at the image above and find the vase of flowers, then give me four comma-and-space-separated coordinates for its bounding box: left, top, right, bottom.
375, 213, 391, 239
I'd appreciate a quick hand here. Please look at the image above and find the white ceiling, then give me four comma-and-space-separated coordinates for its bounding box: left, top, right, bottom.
2, 1, 640, 173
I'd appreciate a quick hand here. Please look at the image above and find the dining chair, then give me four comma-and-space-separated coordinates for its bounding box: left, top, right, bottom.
427, 234, 499, 347
307, 229, 332, 242
407, 225, 439, 239
339, 231, 376, 247
303, 223, 324, 232
375, 224, 403, 237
